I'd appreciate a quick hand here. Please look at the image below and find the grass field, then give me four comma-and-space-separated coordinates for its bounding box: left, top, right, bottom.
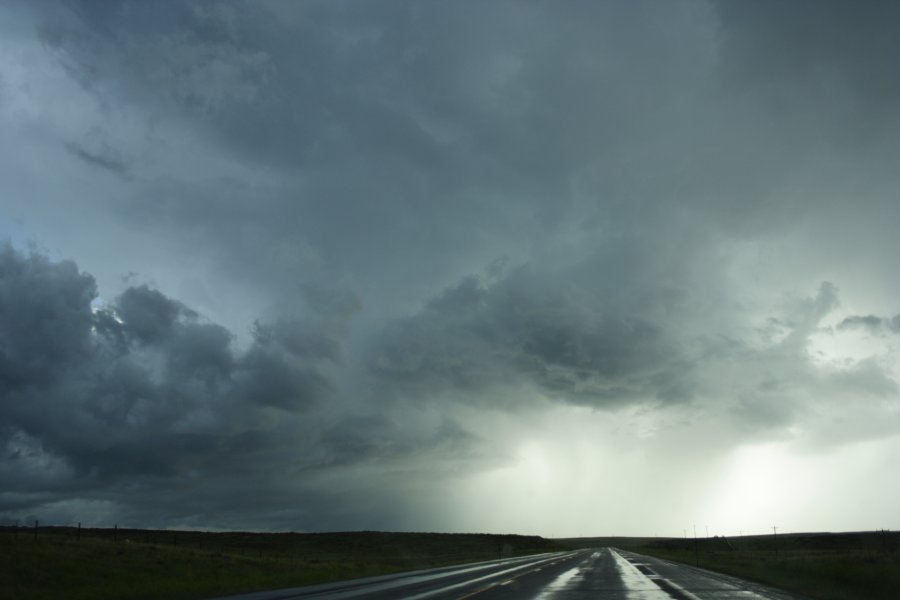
0, 526, 558, 600
627, 530, 900, 600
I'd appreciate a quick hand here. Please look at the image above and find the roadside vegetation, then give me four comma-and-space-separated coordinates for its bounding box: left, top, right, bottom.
0, 526, 559, 600
628, 530, 900, 600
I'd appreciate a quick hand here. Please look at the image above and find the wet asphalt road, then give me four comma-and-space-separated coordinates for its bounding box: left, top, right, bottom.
210, 547, 809, 600
468, 548, 809, 600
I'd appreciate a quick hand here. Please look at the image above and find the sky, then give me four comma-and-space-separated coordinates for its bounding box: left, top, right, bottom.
1, 0, 899, 538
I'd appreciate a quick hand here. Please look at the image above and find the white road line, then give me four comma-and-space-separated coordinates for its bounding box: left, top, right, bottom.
401, 553, 578, 600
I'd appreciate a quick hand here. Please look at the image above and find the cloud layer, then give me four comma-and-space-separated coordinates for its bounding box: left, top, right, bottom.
2, 1, 900, 534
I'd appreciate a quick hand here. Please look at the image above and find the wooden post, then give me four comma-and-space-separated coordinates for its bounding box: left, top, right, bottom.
77, 522, 81, 541
34, 519, 38, 541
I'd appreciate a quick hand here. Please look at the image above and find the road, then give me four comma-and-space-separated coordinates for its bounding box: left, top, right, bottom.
209, 548, 809, 600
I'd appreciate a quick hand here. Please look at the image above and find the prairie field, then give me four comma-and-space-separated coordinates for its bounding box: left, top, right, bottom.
628, 530, 900, 600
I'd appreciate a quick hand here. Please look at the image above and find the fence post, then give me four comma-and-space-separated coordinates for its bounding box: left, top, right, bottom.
34, 519, 38, 541
77, 522, 81, 541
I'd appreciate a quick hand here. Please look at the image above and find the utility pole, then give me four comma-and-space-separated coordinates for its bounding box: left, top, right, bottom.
773, 526, 778, 559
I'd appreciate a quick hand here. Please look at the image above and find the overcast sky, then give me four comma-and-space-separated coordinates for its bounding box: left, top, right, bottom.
2, 0, 900, 537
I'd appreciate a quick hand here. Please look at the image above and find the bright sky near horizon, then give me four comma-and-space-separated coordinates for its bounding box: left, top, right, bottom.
2, 0, 900, 537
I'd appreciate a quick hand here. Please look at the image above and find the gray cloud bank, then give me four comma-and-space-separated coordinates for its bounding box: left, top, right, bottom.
370, 268, 694, 407
3, 245, 897, 530
0, 245, 337, 524
0, 245, 484, 529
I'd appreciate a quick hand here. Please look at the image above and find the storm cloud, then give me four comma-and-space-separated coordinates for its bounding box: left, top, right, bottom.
2, 1, 900, 535
0, 246, 339, 523
370, 268, 694, 407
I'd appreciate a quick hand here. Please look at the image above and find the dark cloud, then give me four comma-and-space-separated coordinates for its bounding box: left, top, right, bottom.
0, 246, 96, 385
713, 0, 900, 107
711, 0, 900, 161
115, 285, 197, 343
317, 415, 480, 469
233, 344, 331, 411
0, 246, 346, 526
838, 314, 900, 335
0, 246, 491, 530
370, 266, 695, 408
251, 319, 341, 364
29, 0, 725, 305
63, 141, 130, 176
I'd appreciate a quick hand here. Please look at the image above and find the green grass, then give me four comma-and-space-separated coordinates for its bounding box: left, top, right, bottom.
0, 527, 559, 600
628, 531, 900, 600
